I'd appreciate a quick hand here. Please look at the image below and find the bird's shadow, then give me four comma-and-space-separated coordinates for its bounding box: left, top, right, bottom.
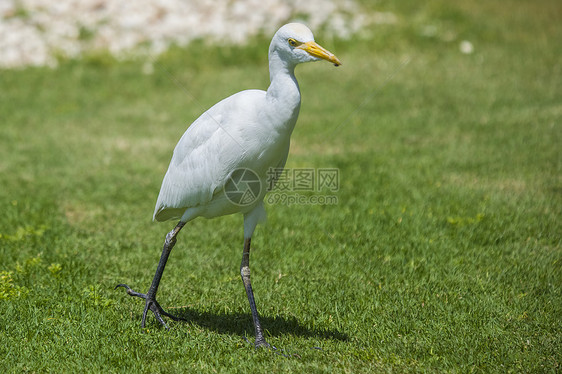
167, 307, 349, 342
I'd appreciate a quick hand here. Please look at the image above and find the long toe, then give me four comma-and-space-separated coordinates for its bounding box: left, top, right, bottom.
255, 339, 271, 349
115, 284, 147, 299
144, 298, 186, 329
160, 308, 187, 322
115, 284, 185, 328
144, 299, 168, 329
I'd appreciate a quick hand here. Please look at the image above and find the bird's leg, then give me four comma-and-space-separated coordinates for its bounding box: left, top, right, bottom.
116, 221, 186, 329
240, 237, 270, 348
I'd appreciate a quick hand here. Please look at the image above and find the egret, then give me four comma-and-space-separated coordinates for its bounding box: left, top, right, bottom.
116, 23, 341, 348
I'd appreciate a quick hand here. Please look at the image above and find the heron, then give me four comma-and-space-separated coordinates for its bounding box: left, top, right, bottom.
116, 23, 341, 348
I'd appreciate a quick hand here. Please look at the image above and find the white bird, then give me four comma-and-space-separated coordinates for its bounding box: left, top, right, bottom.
116, 23, 341, 348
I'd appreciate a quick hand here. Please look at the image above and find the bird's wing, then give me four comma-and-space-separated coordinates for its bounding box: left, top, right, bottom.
153, 90, 266, 221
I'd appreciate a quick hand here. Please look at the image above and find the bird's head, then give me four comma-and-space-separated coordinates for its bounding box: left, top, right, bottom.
269, 23, 341, 67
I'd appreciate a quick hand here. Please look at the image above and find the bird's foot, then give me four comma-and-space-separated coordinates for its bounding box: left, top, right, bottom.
253, 338, 291, 357
254, 334, 276, 350
115, 284, 185, 329
255, 338, 271, 349
244, 335, 273, 350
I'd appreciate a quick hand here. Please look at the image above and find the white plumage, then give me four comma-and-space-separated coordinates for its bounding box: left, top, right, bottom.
153, 89, 281, 223
154, 23, 340, 229
116, 23, 341, 348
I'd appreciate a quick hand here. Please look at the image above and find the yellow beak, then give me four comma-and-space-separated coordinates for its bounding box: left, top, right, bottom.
297, 41, 342, 66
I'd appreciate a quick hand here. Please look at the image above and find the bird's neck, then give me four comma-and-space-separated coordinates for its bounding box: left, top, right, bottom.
265, 53, 302, 125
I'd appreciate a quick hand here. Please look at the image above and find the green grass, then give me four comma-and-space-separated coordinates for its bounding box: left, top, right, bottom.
1, 0, 561, 372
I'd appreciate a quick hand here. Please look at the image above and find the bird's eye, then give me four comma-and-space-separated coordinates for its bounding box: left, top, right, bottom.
288, 38, 298, 47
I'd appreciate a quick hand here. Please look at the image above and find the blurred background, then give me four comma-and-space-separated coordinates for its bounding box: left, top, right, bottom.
0, 0, 370, 68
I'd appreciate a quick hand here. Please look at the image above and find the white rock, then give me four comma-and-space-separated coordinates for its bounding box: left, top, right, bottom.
460, 40, 474, 54
0, 0, 375, 69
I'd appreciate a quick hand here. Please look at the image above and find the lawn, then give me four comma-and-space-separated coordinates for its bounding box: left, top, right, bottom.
1, 0, 560, 372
